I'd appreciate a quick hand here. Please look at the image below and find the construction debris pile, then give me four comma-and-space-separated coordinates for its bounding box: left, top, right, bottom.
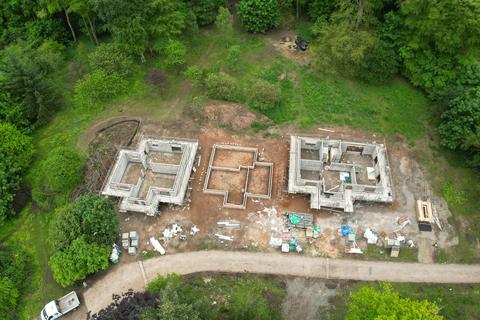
147, 223, 200, 255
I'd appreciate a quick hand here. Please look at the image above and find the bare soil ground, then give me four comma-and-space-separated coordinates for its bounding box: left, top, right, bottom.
83, 103, 457, 265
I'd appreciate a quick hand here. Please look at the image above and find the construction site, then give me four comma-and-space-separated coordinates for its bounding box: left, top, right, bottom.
92, 105, 457, 265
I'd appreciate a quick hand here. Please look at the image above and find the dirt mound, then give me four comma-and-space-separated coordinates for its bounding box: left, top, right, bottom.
205, 103, 269, 130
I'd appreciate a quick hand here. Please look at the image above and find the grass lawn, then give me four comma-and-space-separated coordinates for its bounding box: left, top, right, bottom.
2, 21, 479, 318
348, 245, 418, 262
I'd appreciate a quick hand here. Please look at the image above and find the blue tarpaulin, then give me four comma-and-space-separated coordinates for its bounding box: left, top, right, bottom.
339, 225, 353, 236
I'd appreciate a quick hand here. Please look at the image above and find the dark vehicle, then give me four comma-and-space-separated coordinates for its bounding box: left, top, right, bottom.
295, 36, 308, 51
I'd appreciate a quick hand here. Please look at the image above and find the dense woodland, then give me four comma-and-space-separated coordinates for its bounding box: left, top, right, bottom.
0, 0, 479, 319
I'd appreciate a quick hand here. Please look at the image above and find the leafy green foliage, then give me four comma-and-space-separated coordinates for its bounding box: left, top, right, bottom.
32, 146, 83, 209
184, 66, 205, 87
147, 274, 285, 320
439, 87, 480, 150
74, 70, 127, 109
190, 0, 223, 26
0, 246, 29, 319
399, 0, 480, 97
345, 283, 443, 320
50, 193, 118, 251
0, 41, 64, 127
248, 80, 281, 111
237, 0, 281, 33
205, 72, 240, 101
0, 123, 34, 222
164, 40, 187, 67
308, 0, 337, 20
142, 286, 200, 320
357, 40, 399, 84
88, 43, 134, 78
312, 21, 376, 76
0, 0, 67, 47
442, 182, 467, 208
49, 236, 110, 287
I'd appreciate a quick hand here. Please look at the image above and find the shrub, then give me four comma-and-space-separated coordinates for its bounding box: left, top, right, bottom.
146, 69, 168, 91
237, 0, 281, 33
74, 70, 127, 109
184, 66, 205, 87
0, 246, 29, 318
191, 0, 224, 26
205, 72, 240, 101
0, 123, 34, 222
50, 236, 110, 287
88, 43, 134, 78
164, 40, 187, 68
50, 193, 118, 251
225, 45, 241, 71
248, 80, 281, 111
32, 146, 83, 209
345, 283, 442, 320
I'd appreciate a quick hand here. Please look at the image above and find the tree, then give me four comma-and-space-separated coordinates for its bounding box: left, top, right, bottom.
0, 41, 64, 127
50, 236, 110, 287
50, 193, 118, 251
357, 40, 399, 83
311, 21, 376, 76
88, 43, 134, 77
308, 0, 337, 20
40, 0, 78, 42
190, 0, 223, 26
439, 87, 480, 168
399, 0, 480, 97
237, 0, 281, 33
74, 70, 128, 109
93, 0, 149, 58
32, 146, 83, 209
345, 283, 443, 320
148, 0, 191, 52
0, 123, 34, 222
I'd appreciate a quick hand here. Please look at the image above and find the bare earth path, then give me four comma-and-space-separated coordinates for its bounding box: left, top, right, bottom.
80, 250, 480, 318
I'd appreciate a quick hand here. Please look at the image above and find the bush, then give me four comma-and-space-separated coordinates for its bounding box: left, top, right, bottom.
0, 123, 34, 222
248, 80, 281, 111
345, 283, 442, 320
184, 66, 205, 87
146, 69, 168, 91
225, 45, 241, 71
164, 40, 187, 68
32, 147, 83, 209
205, 72, 240, 101
50, 236, 110, 287
50, 193, 118, 251
88, 43, 134, 78
74, 70, 127, 109
190, 0, 224, 26
357, 41, 399, 84
0, 246, 29, 318
237, 0, 281, 33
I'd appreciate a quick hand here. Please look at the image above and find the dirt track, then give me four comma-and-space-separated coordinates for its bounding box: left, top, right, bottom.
78, 251, 480, 318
